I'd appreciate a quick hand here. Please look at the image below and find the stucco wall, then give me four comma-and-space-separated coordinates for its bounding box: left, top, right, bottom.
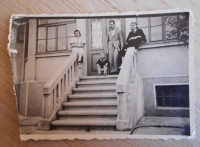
138, 45, 189, 117
143, 76, 189, 117
138, 45, 189, 77
35, 55, 70, 81
19, 82, 45, 116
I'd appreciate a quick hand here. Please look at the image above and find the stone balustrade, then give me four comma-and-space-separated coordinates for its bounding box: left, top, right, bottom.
38, 52, 80, 130
116, 47, 144, 131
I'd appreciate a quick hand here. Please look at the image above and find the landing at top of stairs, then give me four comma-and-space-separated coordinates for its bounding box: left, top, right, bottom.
80, 75, 118, 79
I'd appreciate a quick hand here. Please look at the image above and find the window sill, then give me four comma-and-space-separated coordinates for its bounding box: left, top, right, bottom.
35, 51, 72, 58
156, 107, 189, 110
138, 41, 187, 49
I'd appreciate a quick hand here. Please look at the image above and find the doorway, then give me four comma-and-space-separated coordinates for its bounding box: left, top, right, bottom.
86, 18, 126, 76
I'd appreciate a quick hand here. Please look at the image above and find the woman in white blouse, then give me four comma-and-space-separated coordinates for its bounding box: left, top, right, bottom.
70, 30, 85, 68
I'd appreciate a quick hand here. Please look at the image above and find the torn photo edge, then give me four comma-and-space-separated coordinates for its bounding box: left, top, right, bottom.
7, 8, 196, 140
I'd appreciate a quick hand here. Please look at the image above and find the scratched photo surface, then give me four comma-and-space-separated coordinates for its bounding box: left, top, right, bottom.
9, 11, 193, 140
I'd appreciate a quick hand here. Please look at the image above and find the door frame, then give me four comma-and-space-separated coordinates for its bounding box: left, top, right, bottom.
86, 18, 126, 76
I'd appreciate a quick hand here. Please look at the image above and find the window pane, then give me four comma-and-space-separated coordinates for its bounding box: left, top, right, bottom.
164, 97, 171, 107
48, 27, 56, 39
39, 19, 48, 25
156, 86, 164, 96
48, 19, 56, 24
67, 23, 77, 50
179, 96, 189, 107
67, 23, 77, 37
171, 97, 179, 107
156, 85, 189, 108
156, 96, 163, 106
47, 39, 56, 51
37, 40, 46, 52
92, 19, 103, 49
58, 38, 66, 50
58, 25, 66, 38
151, 26, 162, 41
38, 27, 46, 39
151, 17, 162, 26
137, 18, 148, 27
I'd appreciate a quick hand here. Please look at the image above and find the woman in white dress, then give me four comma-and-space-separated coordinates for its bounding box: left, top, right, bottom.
70, 30, 85, 68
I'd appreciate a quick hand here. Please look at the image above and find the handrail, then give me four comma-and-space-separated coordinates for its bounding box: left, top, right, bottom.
116, 47, 136, 92
116, 47, 144, 131
43, 52, 77, 94
38, 52, 80, 130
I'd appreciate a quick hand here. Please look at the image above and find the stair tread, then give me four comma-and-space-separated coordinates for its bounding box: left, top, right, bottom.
76, 80, 116, 85
63, 101, 117, 106
80, 75, 118, 79
51, 118, 116, 126
72, 87, 116, 91
58, 109, 118, 115
68, 93, 117, 98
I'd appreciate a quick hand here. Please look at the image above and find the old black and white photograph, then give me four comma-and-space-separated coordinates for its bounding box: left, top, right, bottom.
9, 10, 194, 140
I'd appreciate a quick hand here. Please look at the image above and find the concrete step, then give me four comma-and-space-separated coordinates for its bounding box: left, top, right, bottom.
63, 101, 117, 110
76, 80, 116, 88
67, 93, 117, 102
68, 93, 117, 99
72, 87, 116, 94
80, 75, 118, 82
63, 101, 117, 107
58, 109, 118, 116
51, 117, 116, 126
58, 115, 117, 120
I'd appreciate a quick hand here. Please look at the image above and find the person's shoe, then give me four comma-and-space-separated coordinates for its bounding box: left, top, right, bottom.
98, 73, 101, 76
104, 73, 106, 76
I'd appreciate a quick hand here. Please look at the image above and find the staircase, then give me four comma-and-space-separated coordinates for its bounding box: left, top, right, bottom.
51, 75, 118, 130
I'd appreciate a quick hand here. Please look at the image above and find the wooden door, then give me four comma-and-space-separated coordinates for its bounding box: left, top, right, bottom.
87, 18, 126, 76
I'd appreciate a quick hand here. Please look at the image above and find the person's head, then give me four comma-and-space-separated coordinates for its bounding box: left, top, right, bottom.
100, 52, 106, 58
74, 30, 81, 37
130, 22, 138, 30
109, 20, 115, 30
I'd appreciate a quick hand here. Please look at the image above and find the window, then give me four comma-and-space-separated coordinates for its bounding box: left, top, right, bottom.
137, 15, 178, 43
155, 85, 189, 108
37, 19, 76, 53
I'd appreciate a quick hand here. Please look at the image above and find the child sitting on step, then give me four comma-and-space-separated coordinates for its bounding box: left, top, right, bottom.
96, 52, 109, 76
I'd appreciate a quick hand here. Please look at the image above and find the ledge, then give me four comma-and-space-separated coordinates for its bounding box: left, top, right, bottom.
156, 107, 189, 110
138, 41, 187, 50
35, 51, 72, 58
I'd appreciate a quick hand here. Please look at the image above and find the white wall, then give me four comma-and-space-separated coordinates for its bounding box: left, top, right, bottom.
35, 56, 69, 81
138, 45, 189, 77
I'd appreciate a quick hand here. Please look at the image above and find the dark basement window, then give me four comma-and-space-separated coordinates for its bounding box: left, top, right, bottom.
155, 85, 189, 108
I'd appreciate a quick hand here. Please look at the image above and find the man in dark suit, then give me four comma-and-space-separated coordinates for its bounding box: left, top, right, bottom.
107, 20, 124, 74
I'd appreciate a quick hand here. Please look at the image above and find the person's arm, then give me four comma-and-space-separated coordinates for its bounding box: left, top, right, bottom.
138, 29, 147, 42
126, 32, 131, 44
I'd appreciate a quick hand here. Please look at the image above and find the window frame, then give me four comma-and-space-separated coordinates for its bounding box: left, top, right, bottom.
36, 19, 76, 53
136, 15, 179, 44
153, 83, 190, 110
